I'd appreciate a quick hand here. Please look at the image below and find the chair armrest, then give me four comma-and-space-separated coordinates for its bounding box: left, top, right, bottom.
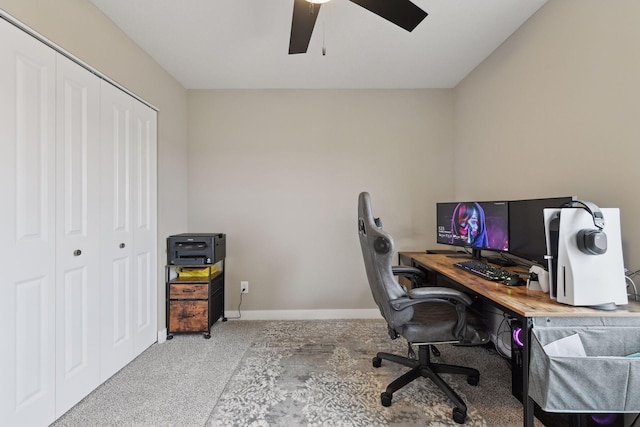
392, 266, 427, 281
392, 265, 428, 290
389, 287, 472, 311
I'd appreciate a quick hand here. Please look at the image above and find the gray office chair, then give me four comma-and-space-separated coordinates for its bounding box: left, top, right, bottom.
357, 192, 488, 424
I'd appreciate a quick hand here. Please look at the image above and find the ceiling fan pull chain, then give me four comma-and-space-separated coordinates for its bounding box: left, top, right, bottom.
322, 19, 326, 56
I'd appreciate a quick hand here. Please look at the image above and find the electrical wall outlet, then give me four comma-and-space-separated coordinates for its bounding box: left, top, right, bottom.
241, 281, 249, 294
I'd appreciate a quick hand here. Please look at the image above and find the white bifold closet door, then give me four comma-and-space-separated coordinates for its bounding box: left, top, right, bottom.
129, 99, 158, 357
54, 52, 102, 417
0, 19, 58, 427
100, 80, 157, 381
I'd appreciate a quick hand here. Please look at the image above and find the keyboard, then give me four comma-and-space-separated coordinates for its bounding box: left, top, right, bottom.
454, 260, 514, 282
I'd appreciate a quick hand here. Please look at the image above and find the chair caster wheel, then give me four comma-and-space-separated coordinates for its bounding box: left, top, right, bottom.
452, 407, 466, 424
372, 357, 382, 368
467, 375, 479, 386
380, 392, 392, 407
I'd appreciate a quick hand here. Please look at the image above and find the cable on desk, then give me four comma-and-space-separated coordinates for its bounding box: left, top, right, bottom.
625, 275, 639, 302
492, 252, 520, 266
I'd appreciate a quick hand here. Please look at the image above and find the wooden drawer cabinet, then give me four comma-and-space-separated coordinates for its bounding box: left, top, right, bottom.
170, 283, 209, 300
166, 266, 226, 339
169, 300, 208, 332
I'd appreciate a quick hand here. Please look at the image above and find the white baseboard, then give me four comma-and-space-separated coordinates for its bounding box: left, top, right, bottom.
226, 309, 381, 321
157, 328, 167, 344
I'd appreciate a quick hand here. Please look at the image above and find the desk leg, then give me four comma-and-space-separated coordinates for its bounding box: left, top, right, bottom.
523, 317, 534, 427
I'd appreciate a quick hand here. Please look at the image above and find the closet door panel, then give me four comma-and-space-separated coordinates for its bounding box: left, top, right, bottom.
0, 19, 57, 427
55, 54, 101, 417
132, 102, 158, 354
100, 80, 135, 380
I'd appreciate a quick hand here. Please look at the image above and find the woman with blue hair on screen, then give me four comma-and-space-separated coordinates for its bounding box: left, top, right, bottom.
451, 202, 489, 248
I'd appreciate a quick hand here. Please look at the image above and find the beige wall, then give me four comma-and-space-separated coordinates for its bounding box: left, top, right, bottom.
454, 0, 640, 268
5, 0, 638, 318
0, 0, 190, 326
188, 89, 454, 311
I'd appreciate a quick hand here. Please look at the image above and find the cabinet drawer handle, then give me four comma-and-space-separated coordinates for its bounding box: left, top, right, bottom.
73, 249, 82, 256
119, 243, 126, 248
183, 289, 196, 293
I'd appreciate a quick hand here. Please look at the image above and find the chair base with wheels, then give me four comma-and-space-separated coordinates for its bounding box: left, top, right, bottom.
373, 344, 479, 424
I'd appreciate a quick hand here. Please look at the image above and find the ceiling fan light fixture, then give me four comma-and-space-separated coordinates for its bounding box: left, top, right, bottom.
306, 0, 331, 4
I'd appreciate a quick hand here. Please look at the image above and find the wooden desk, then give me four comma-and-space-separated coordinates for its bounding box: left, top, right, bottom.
399, 252, 640, 427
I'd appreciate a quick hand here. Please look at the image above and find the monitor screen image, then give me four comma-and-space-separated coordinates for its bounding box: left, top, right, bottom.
436, 201, 509, 252
508, 196, 575, 266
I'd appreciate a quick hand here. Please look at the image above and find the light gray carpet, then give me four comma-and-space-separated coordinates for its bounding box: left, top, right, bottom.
52, 319, 540, 427
52, 320, 262, 427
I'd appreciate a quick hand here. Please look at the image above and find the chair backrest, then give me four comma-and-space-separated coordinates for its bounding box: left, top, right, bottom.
358, 192, 413, 330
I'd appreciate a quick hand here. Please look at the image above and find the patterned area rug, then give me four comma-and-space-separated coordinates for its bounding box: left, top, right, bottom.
206, 319, 504, 426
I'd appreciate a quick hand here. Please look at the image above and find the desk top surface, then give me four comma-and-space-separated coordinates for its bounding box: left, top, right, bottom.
403, 252, 640, 318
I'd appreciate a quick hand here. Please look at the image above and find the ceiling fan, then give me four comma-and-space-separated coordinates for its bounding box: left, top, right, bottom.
289, 0, 428, 54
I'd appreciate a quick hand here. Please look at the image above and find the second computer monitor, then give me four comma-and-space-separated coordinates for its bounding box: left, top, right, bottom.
508, 196, 575, 266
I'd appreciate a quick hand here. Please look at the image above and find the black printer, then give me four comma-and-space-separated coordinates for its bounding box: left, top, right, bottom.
167, 233, 226, 265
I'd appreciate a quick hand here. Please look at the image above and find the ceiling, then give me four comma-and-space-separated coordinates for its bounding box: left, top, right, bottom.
89, 0, 548, 89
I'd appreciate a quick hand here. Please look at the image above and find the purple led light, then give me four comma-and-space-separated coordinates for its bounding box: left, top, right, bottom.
512, 327, 524, 347
591, 413, 618, 425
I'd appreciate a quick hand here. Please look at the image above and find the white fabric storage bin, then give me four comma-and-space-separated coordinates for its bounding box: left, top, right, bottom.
529, 317, 640, 413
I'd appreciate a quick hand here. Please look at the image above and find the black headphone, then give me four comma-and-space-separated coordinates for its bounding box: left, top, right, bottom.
563, 200, 607, 255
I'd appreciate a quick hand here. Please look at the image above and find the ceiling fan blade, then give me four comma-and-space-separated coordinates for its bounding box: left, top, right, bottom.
289, 0, 321, 54
348, 0, 427, 32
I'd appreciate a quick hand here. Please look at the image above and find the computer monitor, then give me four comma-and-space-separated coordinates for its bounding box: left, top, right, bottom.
436, 201, 509, 258
508, 196, 576, 266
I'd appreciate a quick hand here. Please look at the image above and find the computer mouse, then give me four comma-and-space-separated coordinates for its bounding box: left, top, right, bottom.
504, 275, 526, 286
